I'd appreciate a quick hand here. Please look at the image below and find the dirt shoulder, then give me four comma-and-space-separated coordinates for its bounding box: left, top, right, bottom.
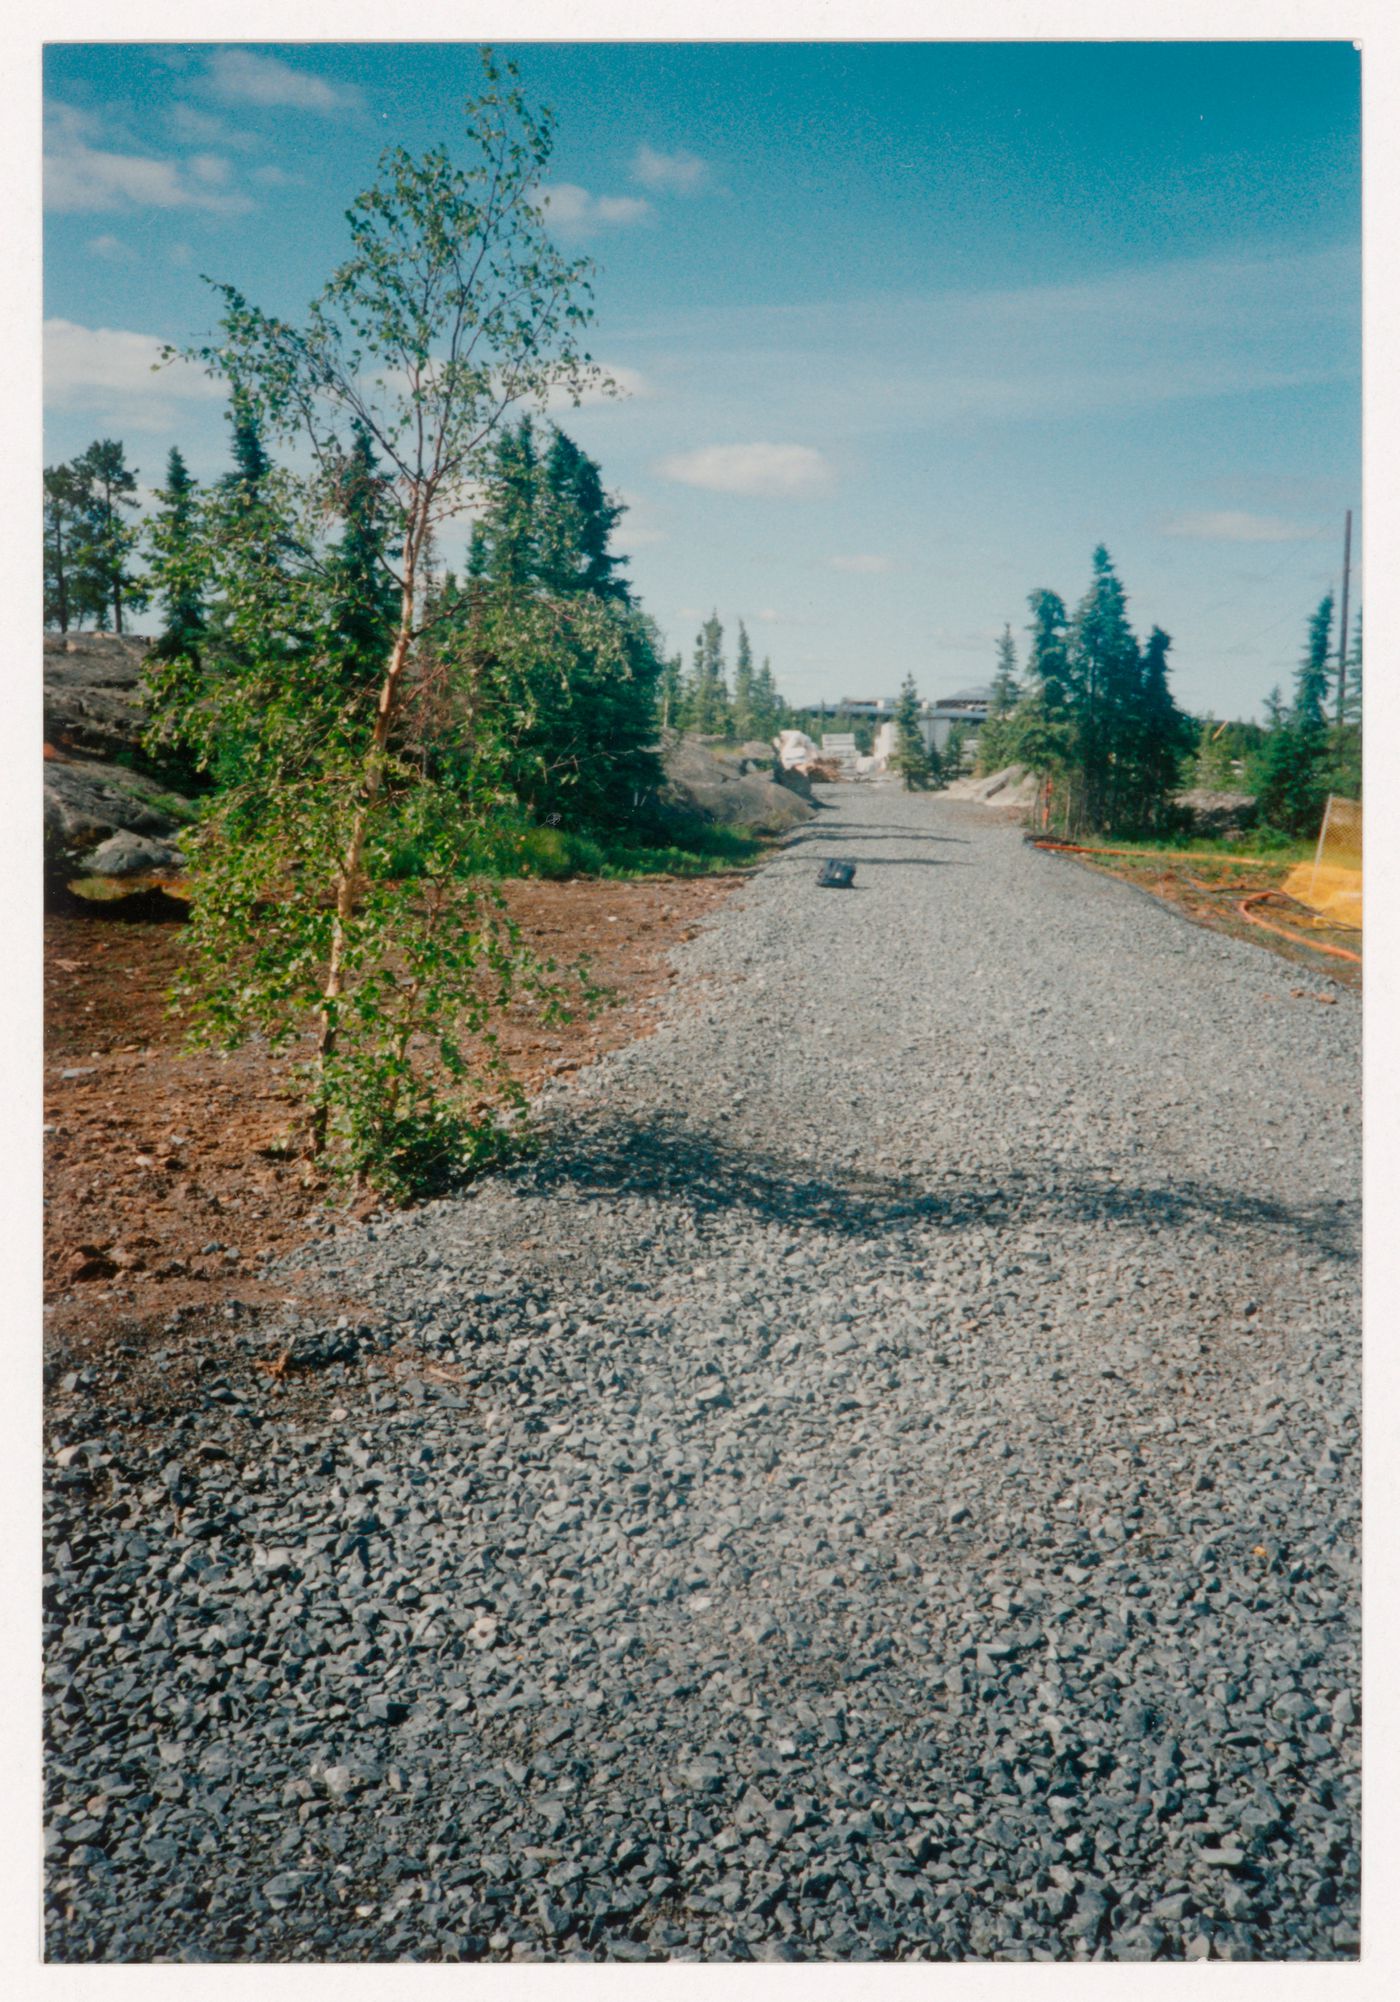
1027, 840, 1361, 989
43, 872, 741, 1402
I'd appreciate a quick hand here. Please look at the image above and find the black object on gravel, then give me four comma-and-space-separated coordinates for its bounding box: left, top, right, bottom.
817, 858, 857, 888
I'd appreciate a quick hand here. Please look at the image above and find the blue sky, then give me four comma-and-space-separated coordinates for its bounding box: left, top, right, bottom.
42, 40, 1361, 719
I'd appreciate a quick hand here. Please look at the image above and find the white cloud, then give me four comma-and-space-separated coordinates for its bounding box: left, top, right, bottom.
44, 318, 225, 431
538, 183, 652, 230
188, 152, 233, 187
85, 233, 129, 261
533, 362, 652, 415
659, 442, 834, 499
250, 163, 303, 188
828, 553, 893, 574
631, 145, 710, 195
166, 102, 256, 150
204, 49, 363, 114
1160, 510, 1318, 544
45, 100, 251, 214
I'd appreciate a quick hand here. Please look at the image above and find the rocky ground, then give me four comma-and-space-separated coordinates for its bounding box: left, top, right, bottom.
44, 787, 1360, 1963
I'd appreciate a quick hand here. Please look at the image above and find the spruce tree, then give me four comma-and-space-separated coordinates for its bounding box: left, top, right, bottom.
43, 463, 93, 633
977, 621, 1023, 772
1254, 593, 1335, 836
989, 623, 1020, 715
892, 673, 932, 789
1131, 625, 1189, 831
70, 438, 145, 633
1026, 590, 1073, 717
732, 620, 756, 739
1330, 608, 1361, 798
686, 613, 731, 736
537, 426, 630, 602
325, 421, 399, 690
1068, 545, 1139, 830
454, 416, 662, 826
657, 651, 684, 732
148, 448, 207, 663
750, 655, 783, 738
467, 416, 540, 591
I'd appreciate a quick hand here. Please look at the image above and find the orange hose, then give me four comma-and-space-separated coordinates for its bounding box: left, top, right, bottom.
1033, 839, 1360, 964
1234, 894, 1361, 964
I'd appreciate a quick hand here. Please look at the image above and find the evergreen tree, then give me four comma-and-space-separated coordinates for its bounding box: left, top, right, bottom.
536, 426, 630, 602
750, 655, 785, 738
1341, 610, 1362, 729
70, 438, 146, 633
224, 397, 272, 491
1068, 545, 1139, 829
467, 416, 540, 590
892, 673, 933, 790
324, 421, 399, 688
942, 721, 968, 779
989, 623, 1020, 715
732, 620, 756, 739
685, 613, 731, 736
1129, 625, 1190, 831
977, 621, 1023, 772
1295, 591, 1334, 730
43, 463, 95, 633
1254, 593, 1335, 836
1329, 608, 1362, 799
1012, 588, 1076, 790
147, 448, 207, 662
455, 417, 663, 826
1026, 589, 1073, 718
657, 651, 684, 731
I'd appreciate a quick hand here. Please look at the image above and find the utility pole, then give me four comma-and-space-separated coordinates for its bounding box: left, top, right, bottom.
1335, 507, 1353, 726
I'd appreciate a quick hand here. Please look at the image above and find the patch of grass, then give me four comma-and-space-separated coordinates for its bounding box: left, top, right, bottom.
389, 816, 767, 882
1095, 831, 1315, 866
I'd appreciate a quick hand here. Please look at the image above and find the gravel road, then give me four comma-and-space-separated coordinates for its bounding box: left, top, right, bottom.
45, 785, 1361, 1963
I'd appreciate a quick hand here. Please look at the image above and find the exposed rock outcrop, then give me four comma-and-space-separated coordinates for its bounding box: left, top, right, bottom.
655, 736, 814, 836
44, 755, 191, 876
43, 633, 191, 879
1173, 789, 1259, 837
43, 632, 153, 760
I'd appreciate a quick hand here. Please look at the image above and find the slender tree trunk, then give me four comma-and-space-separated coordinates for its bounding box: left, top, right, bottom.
310, 524, 422, 1156
54, 516, 68, 634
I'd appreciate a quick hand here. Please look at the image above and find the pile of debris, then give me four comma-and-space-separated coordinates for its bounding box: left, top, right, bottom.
775, 729, 846, 783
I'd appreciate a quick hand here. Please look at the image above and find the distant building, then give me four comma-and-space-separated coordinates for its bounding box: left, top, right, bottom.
833, 686, 992, 756
927, 686, 992, 755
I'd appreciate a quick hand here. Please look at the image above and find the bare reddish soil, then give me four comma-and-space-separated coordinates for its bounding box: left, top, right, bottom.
43, 873, 739, 1395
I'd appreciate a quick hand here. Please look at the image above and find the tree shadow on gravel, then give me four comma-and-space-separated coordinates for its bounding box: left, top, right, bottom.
534, 1116, 1358, 1263
782, 825, 970, 847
